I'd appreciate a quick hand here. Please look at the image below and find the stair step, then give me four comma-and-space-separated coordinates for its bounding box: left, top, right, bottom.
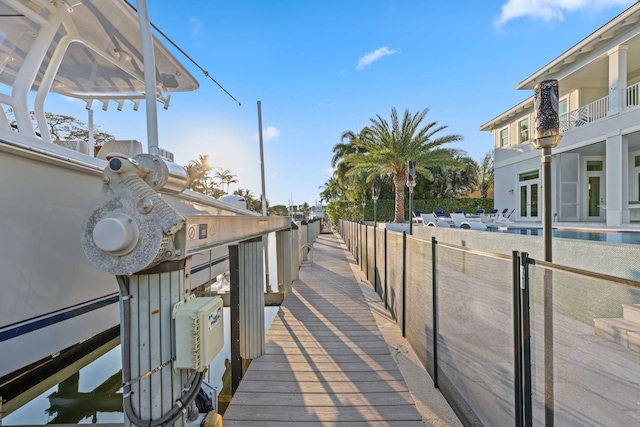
629, 332, 640, 354
623, 304, 640, 323
594, 318, 640, 350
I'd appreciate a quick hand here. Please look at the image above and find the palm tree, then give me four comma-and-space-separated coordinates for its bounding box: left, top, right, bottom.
186, 155, 212, 194
343, 108, 462, 223
215, 169, 238, 194
318, 176, 343, 203
477, 151, 494, 198
428, 152, 478, 198
331, 129, 368, 189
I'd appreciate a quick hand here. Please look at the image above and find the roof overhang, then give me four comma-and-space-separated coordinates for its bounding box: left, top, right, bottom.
517, 2, 640, 90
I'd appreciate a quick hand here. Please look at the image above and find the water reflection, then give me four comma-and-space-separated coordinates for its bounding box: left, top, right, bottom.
3, 307, 278, 425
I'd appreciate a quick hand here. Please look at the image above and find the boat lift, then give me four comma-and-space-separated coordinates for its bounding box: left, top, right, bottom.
80, 154, 291, 427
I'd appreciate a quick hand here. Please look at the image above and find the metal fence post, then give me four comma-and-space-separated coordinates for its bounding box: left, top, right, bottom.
373, 225, 377, 294
432, 236, 438, 389
402, 232, 407, 338
384, 227, 388, 310
513, 251, 523, 427
521, 253, 532, 427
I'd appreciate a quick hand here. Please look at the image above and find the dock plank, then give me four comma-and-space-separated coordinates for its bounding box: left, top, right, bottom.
223, 233, 423, 426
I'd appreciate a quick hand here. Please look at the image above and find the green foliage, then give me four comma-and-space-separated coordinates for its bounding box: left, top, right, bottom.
329, 198, 494, 225
269, 205, 289, 216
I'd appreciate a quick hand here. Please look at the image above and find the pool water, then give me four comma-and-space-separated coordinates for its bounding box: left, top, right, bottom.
487, 226, 640, 245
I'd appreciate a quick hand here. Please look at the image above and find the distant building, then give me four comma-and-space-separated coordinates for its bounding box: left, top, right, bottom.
481, 3, 640, 226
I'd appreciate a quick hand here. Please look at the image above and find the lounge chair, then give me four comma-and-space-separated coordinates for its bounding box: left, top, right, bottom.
412, 210, 424, 224
420, 212, 451, 227
450, 212, 487, 230
483, 209, 500, 223
494, 208, 515, 224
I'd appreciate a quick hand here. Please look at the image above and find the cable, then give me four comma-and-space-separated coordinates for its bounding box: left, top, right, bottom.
124, 0, 241, 106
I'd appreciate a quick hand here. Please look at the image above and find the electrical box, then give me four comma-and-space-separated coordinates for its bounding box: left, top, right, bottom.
173, 295, 224, 371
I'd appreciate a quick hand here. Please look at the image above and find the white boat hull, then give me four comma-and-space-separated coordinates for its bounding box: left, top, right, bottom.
0, 140, 238, 379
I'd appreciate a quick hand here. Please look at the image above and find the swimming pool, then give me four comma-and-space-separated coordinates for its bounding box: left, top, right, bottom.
487, 226, 640, 245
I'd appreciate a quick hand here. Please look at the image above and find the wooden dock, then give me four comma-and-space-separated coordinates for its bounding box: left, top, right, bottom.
223, 233, 423, 426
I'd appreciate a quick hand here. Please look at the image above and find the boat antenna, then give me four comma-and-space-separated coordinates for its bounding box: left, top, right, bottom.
125, 0, 242, 106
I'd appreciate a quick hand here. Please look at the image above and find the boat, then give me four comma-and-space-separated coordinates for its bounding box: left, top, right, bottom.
0, 0, 249, 384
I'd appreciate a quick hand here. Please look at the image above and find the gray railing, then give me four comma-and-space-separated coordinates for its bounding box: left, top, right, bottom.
339, 220, 640, 426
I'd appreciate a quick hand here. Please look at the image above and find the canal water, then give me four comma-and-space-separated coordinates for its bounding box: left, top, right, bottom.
3, 307, 279, 425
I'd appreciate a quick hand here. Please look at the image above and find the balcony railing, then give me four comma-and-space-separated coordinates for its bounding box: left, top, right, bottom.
560, 96, 609, 132
627, 81, 640, 108
558, 82, 640, 133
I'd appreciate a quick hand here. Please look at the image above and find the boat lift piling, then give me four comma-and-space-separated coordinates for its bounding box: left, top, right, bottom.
80, 155, 290, 426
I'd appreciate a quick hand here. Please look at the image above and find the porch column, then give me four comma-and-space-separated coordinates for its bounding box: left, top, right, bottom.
605, 132, 628, 226
608, 45, 628, 115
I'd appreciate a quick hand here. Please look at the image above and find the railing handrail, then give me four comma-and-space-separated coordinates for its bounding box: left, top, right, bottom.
560, 95, 609, 132
627, 81, 640, 108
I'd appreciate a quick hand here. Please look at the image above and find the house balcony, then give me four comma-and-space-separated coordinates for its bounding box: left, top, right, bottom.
560, 81, 640, 132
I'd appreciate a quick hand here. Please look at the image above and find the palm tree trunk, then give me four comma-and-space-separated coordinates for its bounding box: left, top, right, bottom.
393, 173, 406, 223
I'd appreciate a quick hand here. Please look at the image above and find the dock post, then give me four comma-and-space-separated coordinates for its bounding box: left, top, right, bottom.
239, 237, 266, 372
118, 260, 204, 427
229, 238, 266, 386
291, 222, 300, 281
276, 228, 293, 295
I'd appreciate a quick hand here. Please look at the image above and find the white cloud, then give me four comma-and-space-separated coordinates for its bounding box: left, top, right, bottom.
254, 125, 280, 141
263, 126, 280, 141
356, 47, 397, 71
324, 166, 336, 176
190, 17, 203, 36
495, 0, 636, 26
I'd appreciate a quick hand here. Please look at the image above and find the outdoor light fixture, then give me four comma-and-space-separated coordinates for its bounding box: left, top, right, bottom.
407, 160, 417, 188
407, 160, 416, 234
532, 78, 561, 426
372, 183, 379, 227
361, 194, 366, 224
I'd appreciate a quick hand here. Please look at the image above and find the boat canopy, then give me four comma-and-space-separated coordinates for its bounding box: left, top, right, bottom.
0, 0, 198, 102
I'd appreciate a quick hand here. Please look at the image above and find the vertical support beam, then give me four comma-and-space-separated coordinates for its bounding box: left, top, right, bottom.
521, 253, 532, 427
276, 229, 293, 295
365, 225, 369, 282
402, 232, 407, 338
431, 237, 438, 389
606, 132, 627, 226
228, 244, 241, 395
239, 238, 265, 366
608, 45, 628, 115
291, 223, 300, 281
122, 261, 187, 427
384, 227, 388, 310
513, 251, 523, 427
373, 225, 377, 294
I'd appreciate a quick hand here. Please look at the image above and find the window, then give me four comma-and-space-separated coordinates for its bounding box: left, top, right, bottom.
518, 118, 529, 143
500, 127, 509, 147
586, 160, 603, 171
635, 155, 640, 167
519, 170, 539, 181
559, 98, 568, 115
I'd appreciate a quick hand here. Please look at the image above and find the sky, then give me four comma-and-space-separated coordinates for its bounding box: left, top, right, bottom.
48, 0, 638, 208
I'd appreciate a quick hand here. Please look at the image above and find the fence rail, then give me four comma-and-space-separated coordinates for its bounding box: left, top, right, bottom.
339, 220, 640, 427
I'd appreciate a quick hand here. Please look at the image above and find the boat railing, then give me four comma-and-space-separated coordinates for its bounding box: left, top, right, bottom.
340, 219, 640, 426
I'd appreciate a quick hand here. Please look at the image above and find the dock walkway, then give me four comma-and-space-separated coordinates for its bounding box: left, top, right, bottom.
223, 233, 427, 426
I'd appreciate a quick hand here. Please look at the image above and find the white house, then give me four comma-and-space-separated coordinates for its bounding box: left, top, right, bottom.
480, 2, 640, 226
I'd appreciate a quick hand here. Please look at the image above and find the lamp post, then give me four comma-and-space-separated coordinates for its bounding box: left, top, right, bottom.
361, 194, 366, 224
532, 79, 562, 427
372, 183, 379, 227
407, 160, 417, 235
